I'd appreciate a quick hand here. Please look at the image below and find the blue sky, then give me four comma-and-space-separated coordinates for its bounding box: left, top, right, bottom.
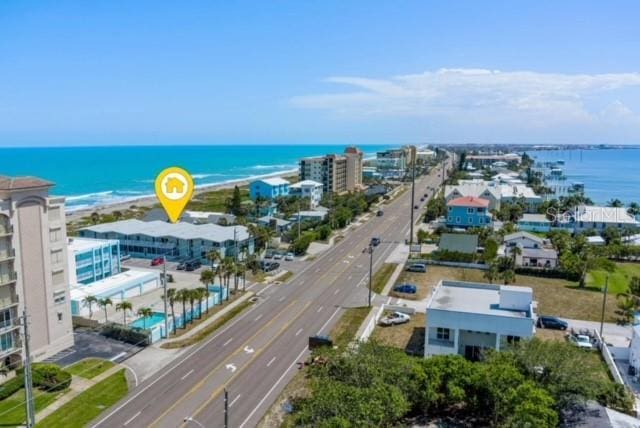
1, 1, 639, 146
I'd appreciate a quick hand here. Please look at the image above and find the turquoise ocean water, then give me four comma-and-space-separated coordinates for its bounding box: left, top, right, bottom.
528, 148, 640, 205
0, 144, 393, 211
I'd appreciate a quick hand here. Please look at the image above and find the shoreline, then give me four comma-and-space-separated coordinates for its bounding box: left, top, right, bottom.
65, 168, 298, 223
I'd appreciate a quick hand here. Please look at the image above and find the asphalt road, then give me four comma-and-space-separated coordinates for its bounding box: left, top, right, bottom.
92, 158, 453, 428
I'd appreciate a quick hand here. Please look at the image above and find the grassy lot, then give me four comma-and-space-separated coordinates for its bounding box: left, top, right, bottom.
66, 358, 114, 379
162, 299, 254, 348
0, 388, 65, 427
588, 262, 640, 294
423, 266, 619, 322
39, 369, 128, 428
330, 307, 371, 348
187, 186, 250, 212
371, 312, 425, 355
390, 270, 433, 300
372, 263, 397, 294
278, 271, 294, 283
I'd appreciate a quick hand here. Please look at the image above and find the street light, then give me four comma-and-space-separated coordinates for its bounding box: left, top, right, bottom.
184, 417, 205, 428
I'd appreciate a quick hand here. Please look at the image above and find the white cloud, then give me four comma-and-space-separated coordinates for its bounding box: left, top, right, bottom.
290, 68, 640, 131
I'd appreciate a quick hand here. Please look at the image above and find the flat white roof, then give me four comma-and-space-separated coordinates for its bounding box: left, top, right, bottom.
68, 237, 118, 254
69, 269, 159, 300
519, 213, 550, 223
82, 219, 250, 242
290, 180, 322, 188
255, 177, 290, 186
428, 281, 533, 319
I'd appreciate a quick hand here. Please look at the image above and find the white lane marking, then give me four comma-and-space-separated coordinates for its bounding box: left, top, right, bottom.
244, 346, 255, 354
295, 328, 303, 336
256, 282, 276, 296
229, 394, 241, 408
226, 363, 237, 373
254, 314, 263, 322
315, 268, 321, 273
347, 275, 352, 281
334, 289, 340, 295
316, 306, 323, 313
223, 338, 233, 347
279, 296, 285, 302
239, 347, 308, 428
317, 307, 341, 335
267, 356, 276, 367
109, 352, 126, 362
181, 369, 194, 380
123, 411, 141, 426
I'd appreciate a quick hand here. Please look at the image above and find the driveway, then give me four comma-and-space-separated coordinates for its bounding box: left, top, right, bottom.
566, 318, 632, 347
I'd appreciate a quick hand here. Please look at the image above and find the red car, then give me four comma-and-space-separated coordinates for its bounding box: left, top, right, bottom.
151, 257, 165, 266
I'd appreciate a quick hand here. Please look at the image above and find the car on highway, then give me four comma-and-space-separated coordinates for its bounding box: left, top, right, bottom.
377, 210, 384, 216
393, 283, 417, 294
370, 237, 381, 247
420, 197, 425, 202
414, 205, 419, 210
406, 263, 427, 273
536, 315, 568, 330
568, 334, 594, 350
423, 193, 429, 198
379, 311, 411, 326
285, 252, 294, 261
151, 257, 165, 266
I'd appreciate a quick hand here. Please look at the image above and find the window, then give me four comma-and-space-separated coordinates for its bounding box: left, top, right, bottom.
53, 290, 66, 305
506, 335, 520, 344
436, 328, 450, 341
447, 216, 452, 222
455, 217, 461, 223
50, 249, 63, 265
467, 208, 474, 214
49, 228, 62, 243
0, 309, 12, 329
468, 217, 473, 224
0, 331, 14, 351
57, 312, 63, 322
52, 270, 65, 285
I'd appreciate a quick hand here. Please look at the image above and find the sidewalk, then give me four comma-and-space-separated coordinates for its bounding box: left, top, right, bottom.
35, 364, 123, 422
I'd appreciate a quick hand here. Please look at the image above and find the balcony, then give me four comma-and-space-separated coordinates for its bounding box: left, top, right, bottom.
428, 338, 455, 348
0, 319, 19, 334
0, 272, 17, 287
0, 249, 15, 263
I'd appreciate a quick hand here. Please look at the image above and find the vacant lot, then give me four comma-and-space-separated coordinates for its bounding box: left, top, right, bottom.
390, 269, 436, 300
371, 312, 425, 356
588, 262, 640, 295
422, 266, 619, 322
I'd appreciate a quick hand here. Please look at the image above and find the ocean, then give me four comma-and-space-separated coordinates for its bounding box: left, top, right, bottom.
0, 144, 393, 211
528, 148, 640, 205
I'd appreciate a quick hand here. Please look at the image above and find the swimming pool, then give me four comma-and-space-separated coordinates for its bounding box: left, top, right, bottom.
130, 312, 166, 329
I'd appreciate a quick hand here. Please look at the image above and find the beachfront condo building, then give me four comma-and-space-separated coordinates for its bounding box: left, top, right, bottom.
67, 237, 121, 285
0, 176, 74, 371
299, 146, 363, 194
79, 219, 255, 262
289, 180, 323, 208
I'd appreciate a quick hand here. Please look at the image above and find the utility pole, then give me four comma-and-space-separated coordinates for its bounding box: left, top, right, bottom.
224, 388, 229, 428
234, 227, 239, 262
368, 244, 374, 307
162, 255, 168, 339
600, 275, 609, 339
297, 200, 301, 240
21, 309, 35, 428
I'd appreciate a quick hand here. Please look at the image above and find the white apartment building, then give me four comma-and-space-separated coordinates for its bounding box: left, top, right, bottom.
289, 180, 323, 208
0, 176, 74, 371
425, 281, 536, 360
572, 205, 639, 234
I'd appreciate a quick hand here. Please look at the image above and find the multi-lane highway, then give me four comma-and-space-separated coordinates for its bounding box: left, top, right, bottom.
92, 158, 452, 428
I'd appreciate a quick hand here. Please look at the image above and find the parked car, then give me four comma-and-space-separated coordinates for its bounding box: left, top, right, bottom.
536, 315, 568, 330
273, 252, 283, 260
379, 311, 411, 326
370, 237, 381, 247
120, 254, 131, 261
261, 261, 280, 272
185, 260, 202, 271
568, 334, 594, 349
377, 210, 384, 217
406, 263, 427, 273
176, 259, 188, 270
151, 257, 165, 266
285, 252, 294, 261
393, 283, 417, 294
309, 335, 333, 350
264, 251, 274, 259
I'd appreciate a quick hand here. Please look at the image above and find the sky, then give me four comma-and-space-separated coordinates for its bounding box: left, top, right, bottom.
1, 1, 640, 146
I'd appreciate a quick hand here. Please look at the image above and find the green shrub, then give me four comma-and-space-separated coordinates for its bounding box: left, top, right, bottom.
430, 249, 476, 263
101, 323, 150, 346
31, 363, 71, 391
0, 375, 24, 400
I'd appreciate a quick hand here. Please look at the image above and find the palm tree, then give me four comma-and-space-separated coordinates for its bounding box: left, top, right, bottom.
176, 289, 189, 328
194, 288, 206, 319
187, 289, 197, 322
628, 202, 640, 217
115, 301, 133, 326
206, 250, 220, 271
223, 257, 235, 300
500, 269, 516, 285
215, 264, 225, 304
236, 263, 247, 292
136, 307, 153, 330
164, 288, 178, 334
98, 297, 113, 323
82, 295, 97, 319
608, 198, 624, 208
200, 287, 211, 314
90, 212, 100, 224
483, 263, 499, 284
510, 245, 522, 265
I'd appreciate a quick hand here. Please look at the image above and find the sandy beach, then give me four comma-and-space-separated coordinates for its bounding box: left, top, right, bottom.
65, 169, 298, 223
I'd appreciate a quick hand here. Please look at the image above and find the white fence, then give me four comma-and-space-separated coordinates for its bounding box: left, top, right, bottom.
595, 329, 625, 385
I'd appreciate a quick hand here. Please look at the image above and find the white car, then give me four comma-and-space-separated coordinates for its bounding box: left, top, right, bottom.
285, 252, 294, 261
378, 312, 411, 326
569, 334, 593, 349
273, 253, 283, 260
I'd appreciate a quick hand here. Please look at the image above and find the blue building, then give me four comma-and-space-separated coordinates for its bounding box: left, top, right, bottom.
446, 196, 492, 229
68, 237, 121, 285
249, 177, 290, 216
